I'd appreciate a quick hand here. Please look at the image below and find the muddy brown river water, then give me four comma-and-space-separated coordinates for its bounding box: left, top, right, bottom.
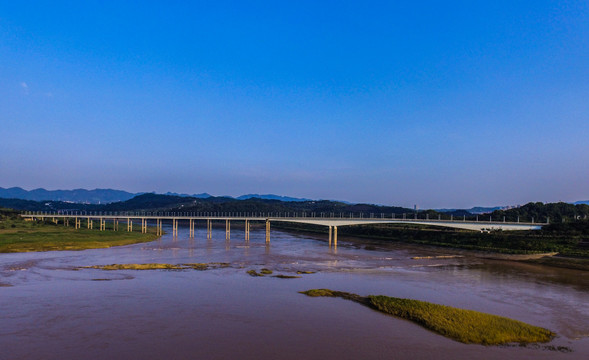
1, 226, 588, 359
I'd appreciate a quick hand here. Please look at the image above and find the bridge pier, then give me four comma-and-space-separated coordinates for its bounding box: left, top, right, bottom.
333, 226, 338, 247
87, 217, 92, 229
245, 220, 250, 241
265, 220, 270, 243
172, 218, 178, 237
127, 219, 133, 232
328, 226, 332, 246
100, 218, 105, 231
156, 219, 163, 236
189, 219, 194, 238
142, 218, 147, 234
225, 220, 230, 240
207, 219, 212, 239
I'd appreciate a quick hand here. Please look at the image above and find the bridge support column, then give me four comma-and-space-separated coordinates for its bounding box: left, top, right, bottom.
245, 220, 250, 241
65, 218, 69, 227
87, 217, 92, 229
142, 219, 147, 234
333, 226, 338, 247
328, 226, 332, 246
189, 219, 194, 238
156, 219, 162, 236
225, 220, 230, 240
100, 218, 105, 231
127, 219, 133, 232
265, 220, 270, 243
207, 219, 212, 240
172, 219, 178, 237
114, 219, 118, 231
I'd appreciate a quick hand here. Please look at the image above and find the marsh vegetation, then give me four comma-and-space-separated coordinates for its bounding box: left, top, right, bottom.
83, 263, 230, 271
300, 289, 555, 346
0, 210, 159, 252
246, 268, 304, 278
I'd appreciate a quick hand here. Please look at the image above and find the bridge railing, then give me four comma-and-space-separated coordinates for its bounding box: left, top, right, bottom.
20, 210, 560, 224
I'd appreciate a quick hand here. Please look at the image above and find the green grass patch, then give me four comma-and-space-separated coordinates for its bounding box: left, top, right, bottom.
247, 268, 273, 276
0, 226, 159, 253
300, 289, 554, 346
247, 269, 264, 277
247, 268, 305, 278
0, 212, 161, 252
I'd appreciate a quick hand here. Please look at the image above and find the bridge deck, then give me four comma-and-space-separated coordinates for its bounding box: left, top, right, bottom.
20, 214, 542, 231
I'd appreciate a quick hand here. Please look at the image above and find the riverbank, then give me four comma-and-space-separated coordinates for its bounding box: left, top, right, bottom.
523, 256, 589, 271
0, 222, 159, 253
0, 208, 160, 252
271, 222, 589, 271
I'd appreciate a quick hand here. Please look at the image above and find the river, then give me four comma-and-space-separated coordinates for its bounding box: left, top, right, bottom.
1, 225, 588, 359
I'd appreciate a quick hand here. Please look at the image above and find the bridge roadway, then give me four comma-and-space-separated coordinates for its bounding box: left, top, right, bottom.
21, 213, 543, 247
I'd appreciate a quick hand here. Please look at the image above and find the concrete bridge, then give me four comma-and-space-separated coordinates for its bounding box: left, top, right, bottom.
21, 211, 543, 247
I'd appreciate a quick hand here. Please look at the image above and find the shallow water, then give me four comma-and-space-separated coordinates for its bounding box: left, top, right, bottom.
1, 225, 588, 359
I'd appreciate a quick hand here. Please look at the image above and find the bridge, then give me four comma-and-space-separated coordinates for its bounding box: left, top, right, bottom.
20, 212, 544, 247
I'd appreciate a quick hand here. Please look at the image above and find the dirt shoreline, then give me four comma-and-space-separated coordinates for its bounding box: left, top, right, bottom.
425, 248, 589, 271
274, 224, 589, 271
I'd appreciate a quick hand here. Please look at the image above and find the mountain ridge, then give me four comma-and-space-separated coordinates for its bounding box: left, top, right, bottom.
0, 187, 331, 205
0, 187, 137, 204
235, 194, 311, 202
2, 186, 587, 211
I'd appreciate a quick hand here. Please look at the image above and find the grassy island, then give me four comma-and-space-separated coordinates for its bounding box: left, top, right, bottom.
0, 209, 159, 253
83, 263, 230, 270
300, 289, 555, 346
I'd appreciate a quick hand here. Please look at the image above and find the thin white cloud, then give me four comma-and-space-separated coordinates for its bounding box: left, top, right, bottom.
20, 82, 29, 95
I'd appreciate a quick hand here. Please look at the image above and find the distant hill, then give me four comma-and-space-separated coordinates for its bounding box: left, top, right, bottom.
0, 187, 137, 204
236, 194, 311, 202
574, 200, 589, 205
163, 192, 211, 198
437, 206, 503, 214
0, 187, 319, 205
0, 193, 415, 216
490, 202, 589, 223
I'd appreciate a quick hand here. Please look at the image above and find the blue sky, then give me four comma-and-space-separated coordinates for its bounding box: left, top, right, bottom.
1, 1, 588, 208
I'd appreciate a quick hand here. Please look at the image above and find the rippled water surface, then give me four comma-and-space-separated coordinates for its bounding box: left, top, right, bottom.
1, 225, 588, 359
